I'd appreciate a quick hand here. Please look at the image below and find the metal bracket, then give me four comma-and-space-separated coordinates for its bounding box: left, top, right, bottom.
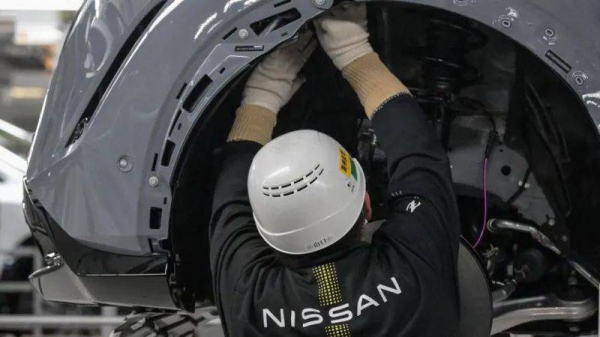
492, 294, 597, 334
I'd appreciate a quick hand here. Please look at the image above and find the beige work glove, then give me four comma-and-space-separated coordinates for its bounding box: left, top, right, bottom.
241, 31, 317, 114
314, 2, 374, 70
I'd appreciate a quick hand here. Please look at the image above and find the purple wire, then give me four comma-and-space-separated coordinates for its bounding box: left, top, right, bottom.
473, 157, 489, 248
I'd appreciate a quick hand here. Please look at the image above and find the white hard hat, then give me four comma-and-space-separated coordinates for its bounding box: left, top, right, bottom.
248, 130, 366, 255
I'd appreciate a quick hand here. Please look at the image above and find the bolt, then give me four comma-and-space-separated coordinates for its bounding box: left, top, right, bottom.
501, 19, 511, 28
238, 29, 249, 40
149, 176, 159, 187
545, 28, 555, 37
548, 218, 556, 226
313, 0, 331, 9
569, 325, 581, 333
561, 235, 569, 242
117, 155, 133, 172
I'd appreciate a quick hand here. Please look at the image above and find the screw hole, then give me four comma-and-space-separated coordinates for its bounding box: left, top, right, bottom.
501, 165, 512, 176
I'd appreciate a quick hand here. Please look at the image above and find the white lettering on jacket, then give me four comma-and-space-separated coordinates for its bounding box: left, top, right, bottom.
377, 276, 402, 302
263, 308, 285, 328
329, 303, 353, 324
302, 308, 323, 328
357, 294, 380, 316
262, 277, 401, 329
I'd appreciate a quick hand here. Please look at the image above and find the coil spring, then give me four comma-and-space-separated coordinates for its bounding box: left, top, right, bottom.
416, 17, 487, 99
409, 17, 489, 148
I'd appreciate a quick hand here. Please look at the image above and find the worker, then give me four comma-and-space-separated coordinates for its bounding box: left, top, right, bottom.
210, 3, 460, 336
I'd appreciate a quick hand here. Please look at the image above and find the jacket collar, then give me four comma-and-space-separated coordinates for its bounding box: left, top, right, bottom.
276, 239, 368, 269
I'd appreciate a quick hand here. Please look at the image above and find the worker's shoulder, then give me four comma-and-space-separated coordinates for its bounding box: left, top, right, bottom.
314, 244, 415, 280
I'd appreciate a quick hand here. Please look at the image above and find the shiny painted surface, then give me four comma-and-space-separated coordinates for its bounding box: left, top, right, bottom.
25, 0, 600, 261
27, 0, 166, 253
26, 0, 330, 256
22, 183, 168, 275
29, 254, 176, 309
23, 184, 175, 308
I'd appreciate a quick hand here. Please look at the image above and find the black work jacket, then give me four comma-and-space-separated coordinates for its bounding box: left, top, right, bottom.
210, 94, 461, 336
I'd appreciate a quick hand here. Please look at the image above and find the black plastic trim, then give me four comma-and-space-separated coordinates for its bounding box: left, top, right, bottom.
23, 184, 168, 276
183, 75, 213, 112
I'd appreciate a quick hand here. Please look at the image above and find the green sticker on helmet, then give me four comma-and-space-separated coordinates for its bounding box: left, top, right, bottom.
351, 159, 358, 181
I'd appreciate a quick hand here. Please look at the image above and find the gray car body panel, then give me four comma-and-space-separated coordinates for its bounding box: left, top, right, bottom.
26, 0, 600, 260
26, 0, 330, 255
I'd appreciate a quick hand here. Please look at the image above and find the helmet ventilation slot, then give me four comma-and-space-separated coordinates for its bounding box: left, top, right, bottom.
263, 164, 323, 197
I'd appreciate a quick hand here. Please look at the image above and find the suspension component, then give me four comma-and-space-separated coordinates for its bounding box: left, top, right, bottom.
513, 248, 549, 284
488, 219, 600, 288
422, 18, 487, 97
408, 15, 489, 147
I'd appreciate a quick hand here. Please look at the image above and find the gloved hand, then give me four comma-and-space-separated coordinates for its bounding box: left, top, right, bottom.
314, 2, 374, 70
241, 31, 317, 114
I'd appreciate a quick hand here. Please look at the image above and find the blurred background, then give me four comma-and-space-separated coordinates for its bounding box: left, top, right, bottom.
0, 1, 123, 336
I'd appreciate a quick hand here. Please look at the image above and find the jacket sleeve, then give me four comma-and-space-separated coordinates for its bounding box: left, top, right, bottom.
370, 94, 460, 275
209, 141, 273, 306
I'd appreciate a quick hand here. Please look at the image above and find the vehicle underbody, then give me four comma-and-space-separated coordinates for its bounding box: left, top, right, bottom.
22, 1, 600, 336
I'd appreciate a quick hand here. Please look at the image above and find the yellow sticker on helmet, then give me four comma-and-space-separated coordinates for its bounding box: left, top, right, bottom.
338, 148, 351, 178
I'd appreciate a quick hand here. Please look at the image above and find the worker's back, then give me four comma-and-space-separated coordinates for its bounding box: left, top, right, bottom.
224, 228, 458, 336
210, 93, 460, 336
209, 4, 460, 336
